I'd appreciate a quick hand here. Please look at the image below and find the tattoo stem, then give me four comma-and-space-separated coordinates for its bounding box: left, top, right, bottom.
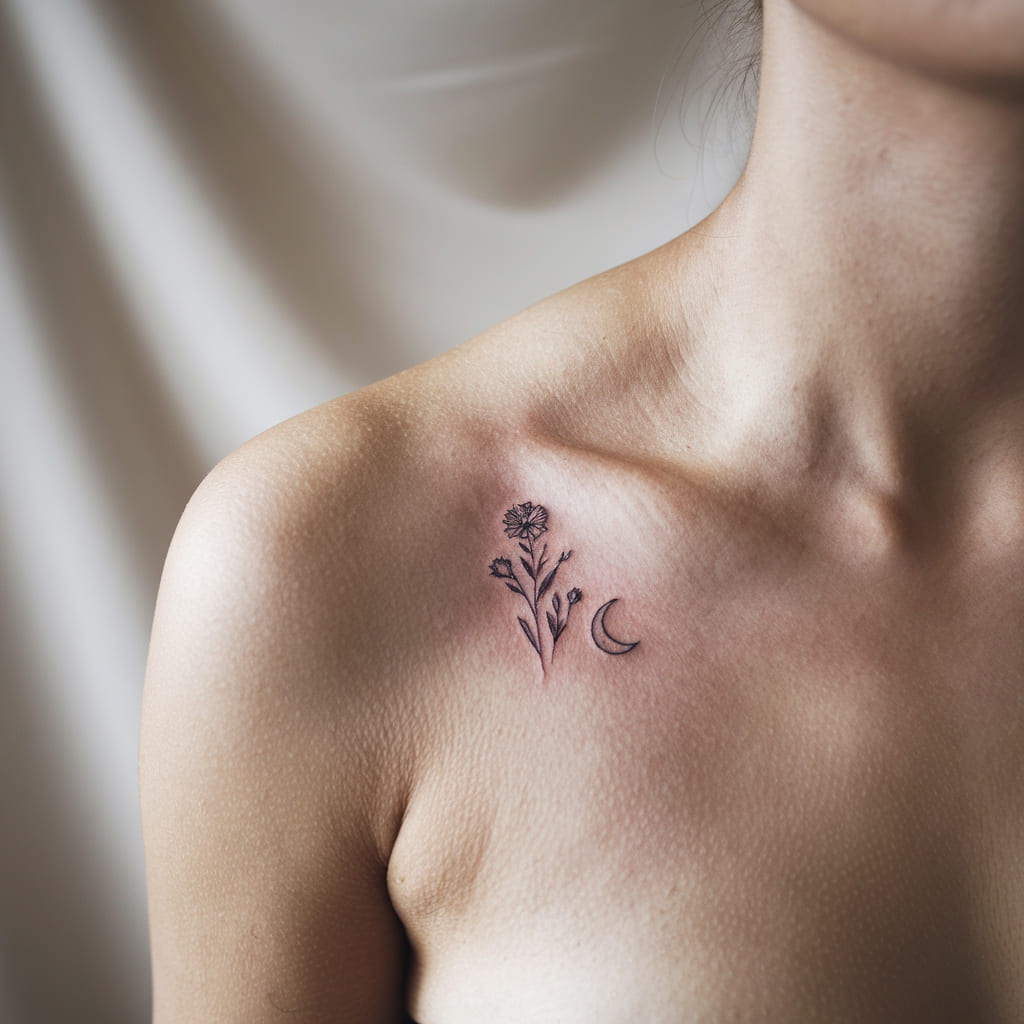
507, 568, 531, 603
528, 535, 544, 668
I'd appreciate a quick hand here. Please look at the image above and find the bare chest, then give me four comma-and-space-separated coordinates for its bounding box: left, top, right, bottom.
387, 561, 1024, 1023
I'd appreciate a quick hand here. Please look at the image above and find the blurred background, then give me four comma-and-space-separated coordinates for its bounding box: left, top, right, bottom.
0, 0, 755, 1019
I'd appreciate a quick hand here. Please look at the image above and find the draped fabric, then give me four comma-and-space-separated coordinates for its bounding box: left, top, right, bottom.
0, 0, 751, 1018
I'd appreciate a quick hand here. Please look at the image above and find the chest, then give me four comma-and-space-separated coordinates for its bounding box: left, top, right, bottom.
388, 534, 1024, 1022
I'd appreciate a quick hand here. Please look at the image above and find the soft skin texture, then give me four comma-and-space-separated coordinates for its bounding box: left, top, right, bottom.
789, 0, 1024, 85
140, 1, 1024, 1021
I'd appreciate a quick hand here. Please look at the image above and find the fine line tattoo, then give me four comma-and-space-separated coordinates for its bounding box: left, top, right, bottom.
590, 598, 639, 655
488, 500, 641, 670
489, 502, 581, 670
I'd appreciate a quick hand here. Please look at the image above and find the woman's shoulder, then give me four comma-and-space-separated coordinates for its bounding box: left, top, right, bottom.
148, 245, 692, 715
141, 360, 499, 900
158, 363, 495, 674
172, 244, 698, 615
148, 287, 589, 685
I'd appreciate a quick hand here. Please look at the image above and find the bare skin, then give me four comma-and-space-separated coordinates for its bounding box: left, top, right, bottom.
141, 1, 1024, 1020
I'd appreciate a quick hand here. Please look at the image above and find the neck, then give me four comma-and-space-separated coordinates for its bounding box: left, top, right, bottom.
677, 0, 1024, 519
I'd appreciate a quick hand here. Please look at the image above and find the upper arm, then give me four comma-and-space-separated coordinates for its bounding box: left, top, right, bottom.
140, 448, 413, 1023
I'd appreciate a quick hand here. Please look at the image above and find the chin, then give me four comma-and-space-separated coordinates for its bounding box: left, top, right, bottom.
788, 0, 1024, 92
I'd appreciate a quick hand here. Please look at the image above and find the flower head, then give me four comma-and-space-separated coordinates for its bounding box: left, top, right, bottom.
567, 587, 582, 606
558, 550, 572, 563
489, 557, 515, 579
502, 502, 548, 542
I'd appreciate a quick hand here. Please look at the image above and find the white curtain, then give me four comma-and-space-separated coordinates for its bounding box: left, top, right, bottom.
0, 0, 751, 1018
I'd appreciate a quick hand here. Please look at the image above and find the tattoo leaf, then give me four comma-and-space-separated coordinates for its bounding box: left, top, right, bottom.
518, 616, 541, 655
552, 592, 561, 614
519, 542, 531, 554
537, 566, 559, 599
546, 611, 558, 638
504, 582, 522, 595
520, 557, 535, 580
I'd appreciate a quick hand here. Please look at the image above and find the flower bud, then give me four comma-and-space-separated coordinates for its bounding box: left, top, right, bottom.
489, 557, 515, 579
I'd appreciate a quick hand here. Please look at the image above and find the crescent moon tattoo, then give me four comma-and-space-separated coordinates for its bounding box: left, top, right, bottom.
591, 598, 639, 655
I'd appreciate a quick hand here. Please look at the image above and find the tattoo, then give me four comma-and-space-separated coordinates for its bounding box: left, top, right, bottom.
489, 501, 639, 671
590, 598, 639, 655
489, 502, 580, 670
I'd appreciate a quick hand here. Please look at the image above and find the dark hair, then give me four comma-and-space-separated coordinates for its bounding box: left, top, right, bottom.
716, 0, 763, 114
652, 0, 763, 194
691, 0, 764, 130
744, 0, 764, 86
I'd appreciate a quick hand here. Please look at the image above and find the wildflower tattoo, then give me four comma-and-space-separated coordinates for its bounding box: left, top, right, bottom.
489, 502, 580, 670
